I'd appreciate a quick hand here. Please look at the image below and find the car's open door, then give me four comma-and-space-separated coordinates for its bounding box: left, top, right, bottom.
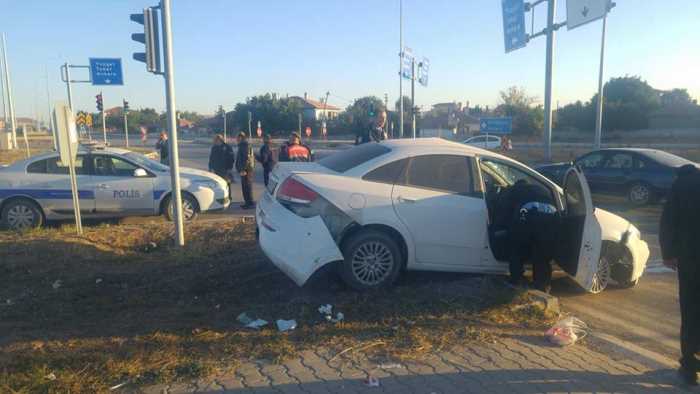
556, 167, 603, 292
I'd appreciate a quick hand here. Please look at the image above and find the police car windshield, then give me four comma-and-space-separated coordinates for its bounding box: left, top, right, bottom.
124, 152, 169, 172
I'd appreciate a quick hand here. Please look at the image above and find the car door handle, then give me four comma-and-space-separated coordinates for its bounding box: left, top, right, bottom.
398, 196, 417, 203
98, 184, 110, 190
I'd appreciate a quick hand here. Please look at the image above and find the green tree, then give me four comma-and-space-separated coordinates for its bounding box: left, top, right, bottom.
495, 86, 544, 135
231, 93, 303, 136
597, 76, 661, 131
342, 96, 385, 137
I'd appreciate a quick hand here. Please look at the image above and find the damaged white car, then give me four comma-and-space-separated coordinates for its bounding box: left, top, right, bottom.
256, 138, 649, 293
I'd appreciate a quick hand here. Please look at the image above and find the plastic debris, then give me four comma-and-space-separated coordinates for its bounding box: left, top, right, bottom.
318, 304, 333, 315
378, 363, 404, 369
95, 278, 103, 284
276, 319, 297, 332
45, 373, 57, 381
109, 381, 129, 391
52, 280, 62, 290
364, 376, 380, 387
237, 312, 268, 329
237, 312, 253, 325
319, 304, 344, 323
545, 316, 588, 346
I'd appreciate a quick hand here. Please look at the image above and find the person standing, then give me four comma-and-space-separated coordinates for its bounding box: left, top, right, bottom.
356, 108, 387, 145
155, 131, 169, 165
279, 132, 312, 162
208, 134, 235, 199
660, 164, 700, 386
256, 134, 277, 186
235, 132, 255, 209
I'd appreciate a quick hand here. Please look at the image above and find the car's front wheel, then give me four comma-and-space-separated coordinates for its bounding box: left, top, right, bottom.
1, 198, 44, 231
340, 230, 402, 291
628, 183, 653, 205
163, 193, 199, 222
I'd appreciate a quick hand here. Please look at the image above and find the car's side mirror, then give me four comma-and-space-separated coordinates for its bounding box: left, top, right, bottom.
134, 168, 148, 177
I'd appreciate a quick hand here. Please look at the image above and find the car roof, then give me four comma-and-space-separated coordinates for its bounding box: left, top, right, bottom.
381, 137, 511, 160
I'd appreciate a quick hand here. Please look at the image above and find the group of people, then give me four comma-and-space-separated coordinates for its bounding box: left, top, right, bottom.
206, 132, 313, 209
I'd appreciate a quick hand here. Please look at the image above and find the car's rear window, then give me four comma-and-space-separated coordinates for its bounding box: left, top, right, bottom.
318, 143, 391, 173
642, 150, 695, 168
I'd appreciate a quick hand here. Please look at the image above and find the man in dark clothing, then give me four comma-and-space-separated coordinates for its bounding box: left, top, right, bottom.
660, 164, 700, 386
235, 132, 255, 209
208, 134, 235, 199
155, 131, 169, 165
356, 109, 387, 145
256, 134, 277, 186
279, 132, 312, 162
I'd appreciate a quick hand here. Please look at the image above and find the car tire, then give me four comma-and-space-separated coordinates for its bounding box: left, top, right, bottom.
339, 230, 402, 291
628, 183, 653, 206
163, 193, 199, 222
589, 243, 613, 294
607, 242, 639, 288
1, 198, 44, 231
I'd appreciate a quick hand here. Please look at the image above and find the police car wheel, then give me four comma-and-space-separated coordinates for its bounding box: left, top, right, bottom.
164, 193, 199, 222
340, 230, 402, 291
2, 199, 44, 230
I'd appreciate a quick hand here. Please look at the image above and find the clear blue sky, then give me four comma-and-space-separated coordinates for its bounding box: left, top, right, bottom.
3, 0, 699, 121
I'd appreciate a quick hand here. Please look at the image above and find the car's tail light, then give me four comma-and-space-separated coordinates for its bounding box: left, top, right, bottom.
277, 177, 318, 205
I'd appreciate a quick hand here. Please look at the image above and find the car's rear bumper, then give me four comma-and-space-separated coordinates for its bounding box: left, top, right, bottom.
256, 192, 343, 286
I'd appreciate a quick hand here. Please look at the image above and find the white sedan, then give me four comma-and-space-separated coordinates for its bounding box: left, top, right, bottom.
0, 146, 230, 230
463, 135, 503, 150
256, 138, 649, 294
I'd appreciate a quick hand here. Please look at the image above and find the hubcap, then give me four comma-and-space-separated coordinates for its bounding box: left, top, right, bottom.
7, 204, 35, 230
169, 198, 195, 220
351, 241, 394, 286
630, 185, 649, 203
590, 255, 611, 294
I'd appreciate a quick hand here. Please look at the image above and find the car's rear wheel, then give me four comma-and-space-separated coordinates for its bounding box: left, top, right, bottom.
1, 198, 44, 231
340, 230, 402, 291
628, 183, 652, 205
164, 193, 199, 222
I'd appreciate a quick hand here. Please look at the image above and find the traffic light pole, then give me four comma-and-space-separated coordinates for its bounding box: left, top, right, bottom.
161, 0, 185, 247
101, 99, 107, 145
123, 107, 129, 148
410, 58, 416, 139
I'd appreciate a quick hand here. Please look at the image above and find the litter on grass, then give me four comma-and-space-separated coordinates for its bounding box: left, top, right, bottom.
237, 312, 268, 329
318, 304, 344, 323
545, 316, 588, 346
365, 376, 380, 387
276, 319, 297, 332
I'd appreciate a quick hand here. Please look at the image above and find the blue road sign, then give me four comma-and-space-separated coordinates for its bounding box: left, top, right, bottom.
502, 0, 527, 53
89, 58, 124, 85
400, 47, 413, 79
480, 117, 513, 134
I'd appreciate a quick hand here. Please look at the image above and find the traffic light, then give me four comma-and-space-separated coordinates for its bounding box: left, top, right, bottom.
123, 99, 130, 112
96, 93, 103, 111
131, 7, 161, 74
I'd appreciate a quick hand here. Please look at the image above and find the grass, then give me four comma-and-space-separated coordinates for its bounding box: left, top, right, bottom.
0, 220, 554, 393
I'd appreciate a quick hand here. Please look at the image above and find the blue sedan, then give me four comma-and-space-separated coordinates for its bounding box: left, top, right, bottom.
535, 148, 697, 205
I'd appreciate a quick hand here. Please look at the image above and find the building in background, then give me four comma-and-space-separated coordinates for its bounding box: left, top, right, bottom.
292, 93, 341, 121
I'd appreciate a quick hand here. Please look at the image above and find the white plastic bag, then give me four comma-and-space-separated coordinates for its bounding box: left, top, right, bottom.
545, 316, 588, 346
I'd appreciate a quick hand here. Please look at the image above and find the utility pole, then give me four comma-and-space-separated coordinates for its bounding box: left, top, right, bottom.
398, 0, 404, 139
410, 58, 416, 139
161, 0, 185, 246
594, 1, 613, 149
542, 0, 557, 162
247, 110, 252, 137
384, 93, 389, 137
123, 99, 129, 147
2, 34, 17, 149
0, 50, 6, 134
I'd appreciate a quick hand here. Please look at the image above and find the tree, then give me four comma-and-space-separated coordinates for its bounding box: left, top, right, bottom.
230, 93, 303, 135
495, 86, 544, 135
556, 100, 594, 132
597, 76, 661, 131
342, 96, 385, 137
661, 88, 693, 108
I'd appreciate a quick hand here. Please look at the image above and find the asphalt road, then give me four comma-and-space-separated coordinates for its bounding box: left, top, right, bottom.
121, 140, 682, 363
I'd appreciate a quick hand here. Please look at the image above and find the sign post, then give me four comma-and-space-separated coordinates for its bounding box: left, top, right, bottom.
53, 103, 83, 235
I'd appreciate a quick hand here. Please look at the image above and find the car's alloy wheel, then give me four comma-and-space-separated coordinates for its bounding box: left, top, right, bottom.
165, 194, 198, 222
590, 254, 611, 294
629, 183, 651, 205
2, 200, 43, 230
351, 241, 394, 286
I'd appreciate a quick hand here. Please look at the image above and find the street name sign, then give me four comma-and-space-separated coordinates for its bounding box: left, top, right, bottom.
89, 58, 124, 85
479, 117, 513, 134
567, 0, 609, 30
502, 0, 527, 53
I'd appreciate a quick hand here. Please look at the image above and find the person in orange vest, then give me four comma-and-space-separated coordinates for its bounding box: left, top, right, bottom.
279, 132, 313, 162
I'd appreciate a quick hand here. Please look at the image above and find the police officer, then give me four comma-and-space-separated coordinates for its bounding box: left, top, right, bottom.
504, 180, 558, 292
356, 107, 387, 145
235, 132, 256, 209
279, 132, 312, 162
155, 131, 169, 165
208, 134, 235, 199
256, 134, 277, 186
660, 164, 700, 386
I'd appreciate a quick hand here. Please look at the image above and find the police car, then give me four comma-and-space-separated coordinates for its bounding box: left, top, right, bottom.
0, 146, 230, 230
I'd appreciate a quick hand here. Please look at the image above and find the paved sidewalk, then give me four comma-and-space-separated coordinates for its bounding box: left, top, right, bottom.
142, 335, 695, 394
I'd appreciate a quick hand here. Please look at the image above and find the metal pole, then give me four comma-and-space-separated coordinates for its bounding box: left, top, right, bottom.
45, 66, 57, 150
399, 0, 404, 138
248, 110, 252, 136
594, 8, 608, 150
411, 58, 416, 139
161, 0, 185, 247
21, 125, 30, 157
123, 101, 129, 148
0, 50, 6, 132
63, 108, 83, 235
222, 108, 227, 141
297, 113, 301, 135
2, 34, 17, 149
542, 0, 557, 161
63, 63, 74, 112
101, 92, 107, 145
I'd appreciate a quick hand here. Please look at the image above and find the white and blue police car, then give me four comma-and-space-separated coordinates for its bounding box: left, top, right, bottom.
0, 145, 230, 230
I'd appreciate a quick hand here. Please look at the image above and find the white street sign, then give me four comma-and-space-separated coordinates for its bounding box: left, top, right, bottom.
567, 0, 609, 30
53, 103, 78, 165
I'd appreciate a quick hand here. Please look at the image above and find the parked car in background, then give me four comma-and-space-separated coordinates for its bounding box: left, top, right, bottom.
257, 139, 649, 294
0, 146, 230, 230
463, 135, 502, 150
535, 148, 697, 205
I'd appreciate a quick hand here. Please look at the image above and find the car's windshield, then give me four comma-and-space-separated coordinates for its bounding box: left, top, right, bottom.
124, 152, 169, 172
318, 143, 391, 173
643, 150, 695, 168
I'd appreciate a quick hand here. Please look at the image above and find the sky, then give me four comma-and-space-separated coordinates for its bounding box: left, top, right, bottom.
2, 0, 699, 121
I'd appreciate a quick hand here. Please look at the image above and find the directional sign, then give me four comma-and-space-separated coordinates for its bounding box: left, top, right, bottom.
75, 111, 86, 126
479, 117, 513, 134
502, 0, 527, 53
418, 57, 430, 87
400, 47, 413, 79
567, 0, 609, 30
89, 58, 124, 85
86, 113, 93, 128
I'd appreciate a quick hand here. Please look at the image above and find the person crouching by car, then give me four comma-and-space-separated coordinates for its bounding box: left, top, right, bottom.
279, 132, 312, 162
235, 132, 256, 209
256, 134, 277, 187
208, 134, 235, 199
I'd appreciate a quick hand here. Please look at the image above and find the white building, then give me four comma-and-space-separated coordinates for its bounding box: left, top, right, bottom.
292, 93, 342, 121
